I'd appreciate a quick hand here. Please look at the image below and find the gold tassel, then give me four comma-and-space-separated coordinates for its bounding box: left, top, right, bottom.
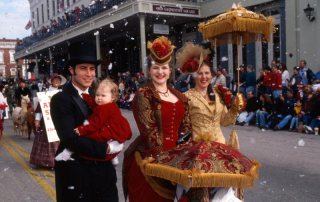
228, 126, 240, 150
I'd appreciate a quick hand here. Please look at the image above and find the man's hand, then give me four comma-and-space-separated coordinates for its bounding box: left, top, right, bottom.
107, 141, 124, 154
74, 128, 80, 135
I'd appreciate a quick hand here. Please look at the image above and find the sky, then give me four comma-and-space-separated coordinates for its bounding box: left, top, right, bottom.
0, 0, 31, 39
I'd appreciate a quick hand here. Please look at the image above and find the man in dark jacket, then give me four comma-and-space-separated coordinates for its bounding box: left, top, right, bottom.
14, 79, 32, 107
274, 90, 296, 130
51, 41, 124, 202
299, 60, 315, 85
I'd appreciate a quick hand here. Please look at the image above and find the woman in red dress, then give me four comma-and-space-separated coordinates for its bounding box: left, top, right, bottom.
123, 36, 192, 202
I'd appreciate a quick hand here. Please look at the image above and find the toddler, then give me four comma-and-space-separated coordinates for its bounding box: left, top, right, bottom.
56, 79, 132, 165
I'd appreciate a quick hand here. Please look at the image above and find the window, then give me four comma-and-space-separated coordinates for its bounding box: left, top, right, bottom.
9, 50, 15, 63
57, 0, 60, 13
0, 51, 3, 63
41, 4, 44, 24
53, 0, 56, 16
47, 0, 50, 20
32, 11, 35, 28
36, 8, 39, 26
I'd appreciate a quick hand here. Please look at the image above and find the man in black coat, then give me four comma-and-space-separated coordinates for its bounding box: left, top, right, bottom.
50, 41, 122, 202
14, 79, 32, 107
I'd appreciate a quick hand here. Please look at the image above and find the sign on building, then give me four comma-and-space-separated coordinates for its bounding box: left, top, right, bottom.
153, 24, 169, 35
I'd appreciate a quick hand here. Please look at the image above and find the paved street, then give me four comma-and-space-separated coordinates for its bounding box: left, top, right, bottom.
0, 109, 320, 202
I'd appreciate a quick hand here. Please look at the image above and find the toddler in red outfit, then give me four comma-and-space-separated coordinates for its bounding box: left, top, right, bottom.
56, 78, 132, 165
76, 78, 132, 165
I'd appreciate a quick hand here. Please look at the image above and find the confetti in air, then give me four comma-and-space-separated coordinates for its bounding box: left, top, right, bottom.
108, 63, 113, 70
176, 4, 182, 9
221, 57, 228, 61
298, 139, 305, 147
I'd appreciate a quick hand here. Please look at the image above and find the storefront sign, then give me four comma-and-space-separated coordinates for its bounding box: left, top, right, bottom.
153, 5, 199, 16
153, 24, 169, 35
37, 90, 60, 142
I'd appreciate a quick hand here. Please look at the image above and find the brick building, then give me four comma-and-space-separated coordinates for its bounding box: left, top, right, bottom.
0, 38, 23, 79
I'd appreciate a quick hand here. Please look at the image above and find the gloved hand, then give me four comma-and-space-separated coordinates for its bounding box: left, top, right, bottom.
55, 149, 74, 161
108, 140, 124, 154
234, 93, 246, 112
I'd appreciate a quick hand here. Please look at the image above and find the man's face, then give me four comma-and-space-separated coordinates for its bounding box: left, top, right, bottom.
69, 63, 96, 90
299, 60, 305, 68
20, 82, 26, 88
247, 92, 254, 98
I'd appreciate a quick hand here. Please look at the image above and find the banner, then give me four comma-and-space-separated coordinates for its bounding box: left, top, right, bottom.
37, 90, 60, 142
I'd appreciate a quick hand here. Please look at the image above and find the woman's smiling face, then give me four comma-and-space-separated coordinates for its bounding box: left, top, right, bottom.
195, 64, 212, 90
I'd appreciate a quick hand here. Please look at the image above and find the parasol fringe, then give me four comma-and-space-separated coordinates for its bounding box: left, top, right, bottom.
144, 162, 192, 188
250, 160, 260, 180
199, 16, 273, 45
134, 152, 175, 200
192, 160, 260, 188
138, 150, 261, 189
228, 126, 240, 150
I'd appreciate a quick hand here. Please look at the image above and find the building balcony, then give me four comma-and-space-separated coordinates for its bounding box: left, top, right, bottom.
15, 0, 201, 60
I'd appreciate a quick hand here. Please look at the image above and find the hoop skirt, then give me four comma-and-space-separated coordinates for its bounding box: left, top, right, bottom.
30, 128, 59, 168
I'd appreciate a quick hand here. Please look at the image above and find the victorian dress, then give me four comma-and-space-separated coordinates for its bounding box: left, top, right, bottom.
184, 88, 239, 144
183, 87, 247, 200
123, 83, 192, 202
30, 87, 60, 168
78, 95, 132, 160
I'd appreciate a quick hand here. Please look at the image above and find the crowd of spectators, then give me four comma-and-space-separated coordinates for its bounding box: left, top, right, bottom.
172, 59, 320, 135
233, 59, 320, 135
16, 0, 127, 52
2, 57, 319, 135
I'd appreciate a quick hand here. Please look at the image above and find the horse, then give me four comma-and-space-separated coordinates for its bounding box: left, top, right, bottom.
12, 95, 31, 138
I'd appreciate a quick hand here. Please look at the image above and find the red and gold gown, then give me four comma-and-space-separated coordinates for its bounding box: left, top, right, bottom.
123, 83, 191, 202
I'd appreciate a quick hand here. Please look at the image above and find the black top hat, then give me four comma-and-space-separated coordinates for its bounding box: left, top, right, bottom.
68, 41, 101, 66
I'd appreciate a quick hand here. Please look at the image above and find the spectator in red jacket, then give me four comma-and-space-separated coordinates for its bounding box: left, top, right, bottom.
263, 66, 273, 96
271, 65, 282, 99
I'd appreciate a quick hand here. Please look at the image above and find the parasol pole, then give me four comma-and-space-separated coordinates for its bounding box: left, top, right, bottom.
237, 35, 242, 94
229, 34, 242, 150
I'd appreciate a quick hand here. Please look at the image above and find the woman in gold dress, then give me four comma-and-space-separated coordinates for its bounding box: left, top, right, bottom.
176, 42, 245, 201
177, 43, 241, 144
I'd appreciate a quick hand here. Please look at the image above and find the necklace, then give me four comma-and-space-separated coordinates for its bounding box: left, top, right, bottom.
157, 88, 170, 97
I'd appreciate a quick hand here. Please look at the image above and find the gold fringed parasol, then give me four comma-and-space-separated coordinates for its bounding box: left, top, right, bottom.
198, 3, 274, 46
199, 3, 274, 150
138, 141, 260, 189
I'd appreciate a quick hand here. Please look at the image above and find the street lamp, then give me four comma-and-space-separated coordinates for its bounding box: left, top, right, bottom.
304, 3, 315, 22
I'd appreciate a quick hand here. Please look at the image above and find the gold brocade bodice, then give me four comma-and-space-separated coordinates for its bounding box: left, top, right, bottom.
184, 88, 238, 144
